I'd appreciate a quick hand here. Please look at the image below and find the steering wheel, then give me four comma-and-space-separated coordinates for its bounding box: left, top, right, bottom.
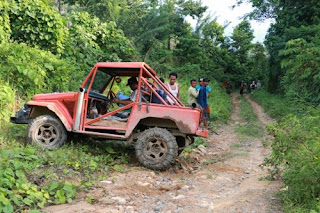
102, 90, 117, 109
108, 90, 116, 100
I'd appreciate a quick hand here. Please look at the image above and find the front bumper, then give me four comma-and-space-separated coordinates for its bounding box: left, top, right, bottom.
10, 107, 31, 124
196, 128, 209, 138
10, 116, 31, 124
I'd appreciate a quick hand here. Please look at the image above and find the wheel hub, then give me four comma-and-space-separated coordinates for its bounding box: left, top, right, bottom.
144, 138, 167, 162
35, 124, 59, 145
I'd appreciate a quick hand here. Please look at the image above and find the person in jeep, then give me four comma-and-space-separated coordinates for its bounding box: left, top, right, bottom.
113, 77, 138, 105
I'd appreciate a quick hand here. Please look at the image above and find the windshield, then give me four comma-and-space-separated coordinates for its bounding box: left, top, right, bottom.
85, 69, 112, 93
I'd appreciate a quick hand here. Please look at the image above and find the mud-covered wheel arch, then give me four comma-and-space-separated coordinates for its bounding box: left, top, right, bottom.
135, 127, 178, 171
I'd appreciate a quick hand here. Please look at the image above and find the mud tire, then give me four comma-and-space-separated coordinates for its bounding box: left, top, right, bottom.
135, 128, 178, 171
28, 115, 67, 149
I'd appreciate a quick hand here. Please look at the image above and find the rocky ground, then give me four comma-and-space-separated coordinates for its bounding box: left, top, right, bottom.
45, 95, 283, 213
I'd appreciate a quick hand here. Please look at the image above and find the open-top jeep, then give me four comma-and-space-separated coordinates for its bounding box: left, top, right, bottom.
11, 62, 208, 170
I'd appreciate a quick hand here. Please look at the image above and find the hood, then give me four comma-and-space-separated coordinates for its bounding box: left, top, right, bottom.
33, 92, 78, 101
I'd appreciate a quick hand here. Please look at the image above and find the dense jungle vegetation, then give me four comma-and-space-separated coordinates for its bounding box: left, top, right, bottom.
0, 0, 319, 212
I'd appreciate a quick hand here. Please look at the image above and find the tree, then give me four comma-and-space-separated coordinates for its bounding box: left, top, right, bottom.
239, 0, 320, 92
279, 36, 320, 104
227, 20, 255, 81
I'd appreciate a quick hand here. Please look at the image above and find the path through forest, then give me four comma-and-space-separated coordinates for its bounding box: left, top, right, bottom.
45, 95, 282, 213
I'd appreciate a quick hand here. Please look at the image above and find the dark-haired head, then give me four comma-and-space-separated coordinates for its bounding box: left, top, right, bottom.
169, 72, 177, 85
169, 72, 178, 78
190, 79, 197, 88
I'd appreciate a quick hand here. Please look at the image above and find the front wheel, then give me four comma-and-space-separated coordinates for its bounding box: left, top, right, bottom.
28, 115, 67, 149
135, 128, 178, 171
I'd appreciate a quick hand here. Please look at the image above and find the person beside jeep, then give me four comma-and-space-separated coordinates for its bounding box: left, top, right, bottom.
203, 78, 211, 119
188, 79, 199, 107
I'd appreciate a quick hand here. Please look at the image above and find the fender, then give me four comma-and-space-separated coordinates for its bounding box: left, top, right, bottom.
125, 103, 200, 137
27, 100, 73, 131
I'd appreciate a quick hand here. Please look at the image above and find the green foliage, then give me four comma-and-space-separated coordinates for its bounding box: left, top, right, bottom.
63, 12, 137, 71
248, 43, 268, 81
0, 42, 79, 97
8, 0, 67, 53
236, 96, 265, 139
0, 0, 11, 43
208, 81, 233, 122
0, 139, 130, 211
0, 81, 15, 123
251, 89, 320, 211
244, 0, 320, 92
190, 137, 208, 149
231, 20, 254, 57
265, 110, 320, 210
251, 89, 315, 120
279, 36, 320, 104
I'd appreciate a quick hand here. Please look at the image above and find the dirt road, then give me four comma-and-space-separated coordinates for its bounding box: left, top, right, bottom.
45, 95, 282, 213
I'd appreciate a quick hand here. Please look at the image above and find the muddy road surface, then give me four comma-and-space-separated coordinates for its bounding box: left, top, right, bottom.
45, 95, 282, 213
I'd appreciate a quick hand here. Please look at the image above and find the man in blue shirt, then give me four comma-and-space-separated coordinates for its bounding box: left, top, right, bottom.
197, 81, 208, 128
203, 78, 211, 119
195, 78, 203, 91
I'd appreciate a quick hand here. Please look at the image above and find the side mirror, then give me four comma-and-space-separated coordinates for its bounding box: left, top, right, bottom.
115, 76, 121, 83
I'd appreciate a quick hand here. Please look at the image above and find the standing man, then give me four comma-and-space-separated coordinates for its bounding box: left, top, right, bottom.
197, 81, 208, 128
188, 79, 199, 107
196, 78, 203, 91
203, 78, 211, 119
166, 72, 180, 104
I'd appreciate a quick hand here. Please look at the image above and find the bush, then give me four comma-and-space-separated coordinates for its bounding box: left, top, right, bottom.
8, 0, 67, 53
265, 109, 320, 210
0, 1, 11, 43
0, 42, 80, 97
0, 140, 130, 212
252, 89, 320, 211
0, 81, 15, 122
63, 12, 138, 71
208, 81, 232, 122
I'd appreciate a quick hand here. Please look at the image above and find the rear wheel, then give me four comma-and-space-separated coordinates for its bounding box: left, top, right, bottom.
135, 128, 178, 170
28, 115, 67, 149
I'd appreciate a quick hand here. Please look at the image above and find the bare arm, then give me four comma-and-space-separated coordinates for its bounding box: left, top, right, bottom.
113, 98, 132, 106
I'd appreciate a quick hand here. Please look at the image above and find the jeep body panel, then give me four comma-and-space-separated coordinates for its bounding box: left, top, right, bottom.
125, 103, 200, 137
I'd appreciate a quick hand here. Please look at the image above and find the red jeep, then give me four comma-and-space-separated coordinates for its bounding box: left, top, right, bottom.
11, 62, 208, 170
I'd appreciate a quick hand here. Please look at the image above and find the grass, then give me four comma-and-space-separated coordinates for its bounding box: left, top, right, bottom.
235, 96, 265, 140
250, 89, 320, 212
0, 123, 131, 212
250, 89, 317, 120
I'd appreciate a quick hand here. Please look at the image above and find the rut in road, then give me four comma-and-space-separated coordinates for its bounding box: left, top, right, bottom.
45, 94, 282, 213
